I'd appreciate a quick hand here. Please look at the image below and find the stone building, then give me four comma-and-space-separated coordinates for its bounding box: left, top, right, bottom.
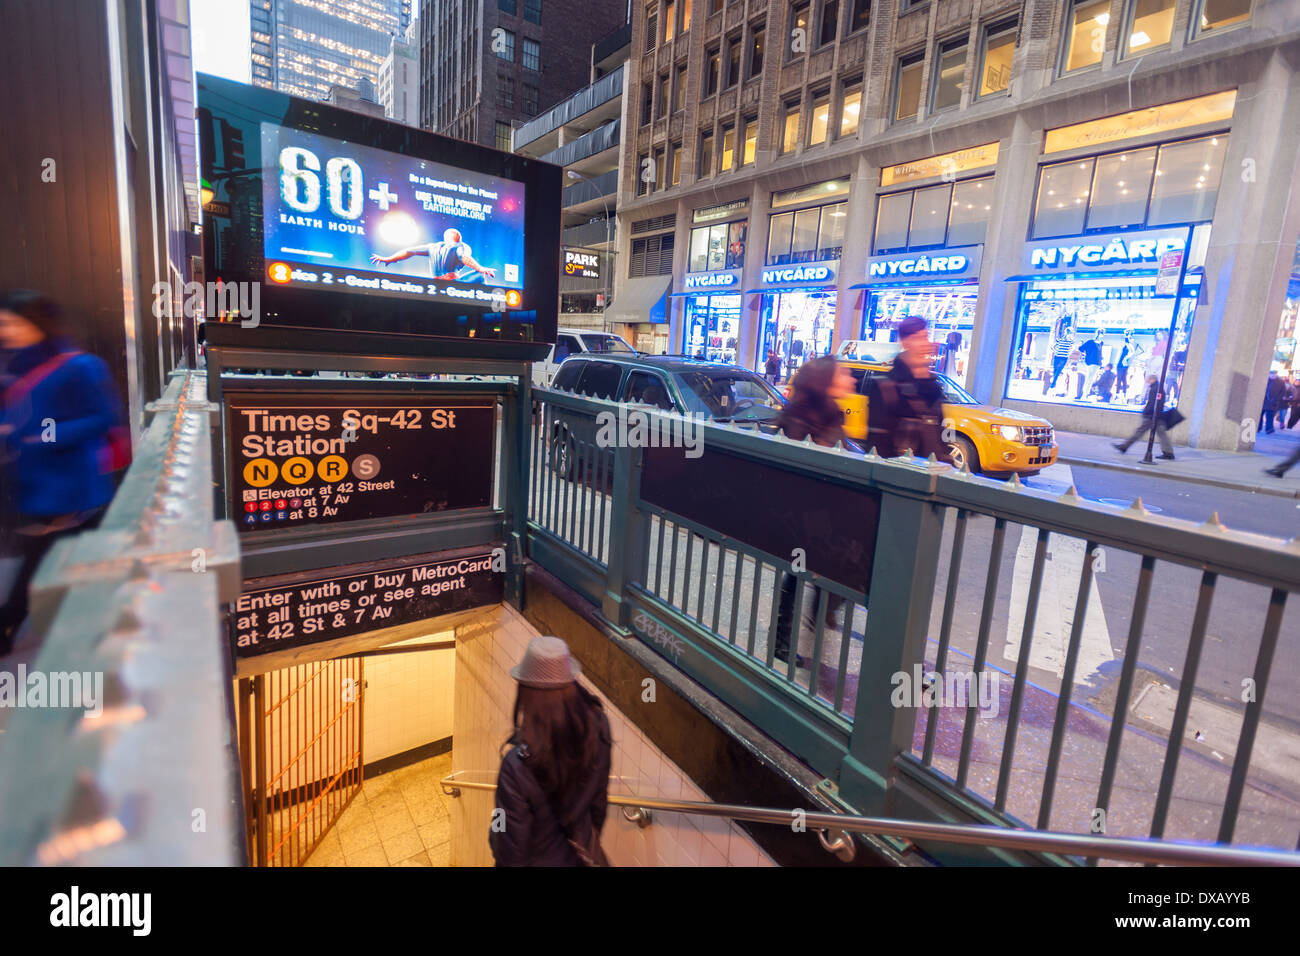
616, 0, 1300, 449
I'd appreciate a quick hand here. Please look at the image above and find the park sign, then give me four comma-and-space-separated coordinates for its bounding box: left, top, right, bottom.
563, 248, 600, 280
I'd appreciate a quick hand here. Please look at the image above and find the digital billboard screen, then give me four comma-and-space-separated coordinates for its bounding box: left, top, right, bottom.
197, 73, 560, 352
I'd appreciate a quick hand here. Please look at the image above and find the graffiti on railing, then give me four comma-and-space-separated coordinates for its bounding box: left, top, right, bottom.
632, 610, 686, 664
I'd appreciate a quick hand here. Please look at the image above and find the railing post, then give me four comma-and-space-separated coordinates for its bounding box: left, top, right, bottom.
600, 439, 646, 629
839, 488, 946, 814
504, 374, 531, 609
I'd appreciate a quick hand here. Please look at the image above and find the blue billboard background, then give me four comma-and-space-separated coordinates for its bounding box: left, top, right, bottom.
261, 124, 527, 304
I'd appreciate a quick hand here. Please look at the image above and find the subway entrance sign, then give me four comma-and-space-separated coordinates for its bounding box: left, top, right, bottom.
224, 389, 495, 534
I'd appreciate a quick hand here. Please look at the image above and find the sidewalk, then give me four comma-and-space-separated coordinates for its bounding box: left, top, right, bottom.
1055, 427, 1300, 500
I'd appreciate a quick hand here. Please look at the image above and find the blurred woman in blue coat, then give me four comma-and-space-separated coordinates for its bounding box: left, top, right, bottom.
1, 291, 123, 652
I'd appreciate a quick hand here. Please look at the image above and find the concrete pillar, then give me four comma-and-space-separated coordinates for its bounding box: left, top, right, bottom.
836, 152, 874, 349
739, 181, 770, 371
970, 114, 1039, 406
1186, 52, 1300, 450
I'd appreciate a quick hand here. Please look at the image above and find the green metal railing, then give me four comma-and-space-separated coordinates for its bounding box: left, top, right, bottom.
0, 371, 243, 866
526, 386, 1300, 864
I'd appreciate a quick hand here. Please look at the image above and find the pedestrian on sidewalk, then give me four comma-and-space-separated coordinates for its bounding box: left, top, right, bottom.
764, 349, 781, 385
863, 316, 953, 462
1, 291, 125, 655
1259, 369, 1286, 434
1113, 375, 1175, 460
772, 355, 853, 670
1265, 442, 1300, 478
1284, 373, 1300, 430
490, 636, 612, 867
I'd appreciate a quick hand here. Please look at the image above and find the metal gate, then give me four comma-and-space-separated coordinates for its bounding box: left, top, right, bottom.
238, 658, 364, 867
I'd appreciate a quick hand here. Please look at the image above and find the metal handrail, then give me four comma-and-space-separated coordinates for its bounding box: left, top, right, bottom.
438, 771, 1300, 867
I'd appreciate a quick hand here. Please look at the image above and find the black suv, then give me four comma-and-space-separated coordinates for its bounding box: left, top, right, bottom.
542, 354, 786, 476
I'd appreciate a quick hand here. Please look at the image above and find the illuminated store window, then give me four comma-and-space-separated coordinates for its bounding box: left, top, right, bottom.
1122, 0, 1174, 57
1087, 147, 1157, 230
872, 177, 993, 253
1148, 135, 1229, 225
767, 202, 846, 265
689, 220, 747, 272
1061, 0, 1109, 74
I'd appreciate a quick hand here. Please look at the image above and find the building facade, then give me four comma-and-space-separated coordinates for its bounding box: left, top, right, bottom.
617, 0, 1300, 450
378, 23, 420, 126
250, 0, 411, 102
513, 22, 651, 346
419, 0, 630, 148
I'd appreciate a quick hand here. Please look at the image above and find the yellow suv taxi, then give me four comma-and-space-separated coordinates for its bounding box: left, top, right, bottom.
834, 354, 1058, 476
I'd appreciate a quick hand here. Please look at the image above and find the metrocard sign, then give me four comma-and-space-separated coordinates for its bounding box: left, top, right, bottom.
1026, 229, 1187, 273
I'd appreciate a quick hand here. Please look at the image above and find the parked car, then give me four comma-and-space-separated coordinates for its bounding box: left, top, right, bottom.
544, 354, 786, 477
532, 328, 637, 388
833, 357, 1057, 476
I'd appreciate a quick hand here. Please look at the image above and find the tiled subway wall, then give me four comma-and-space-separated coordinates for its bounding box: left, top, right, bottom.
449, 604, 777, 867
361, 633, 455, 762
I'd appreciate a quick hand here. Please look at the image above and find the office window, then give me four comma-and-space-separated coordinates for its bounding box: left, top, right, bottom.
779, 102, 800, 155
653, 147, 667, 191
850, 0, 870, 33
874, 192, 912, 253
689, 221, 746, 271
522, 38, 540, 71
495, 121, 513, 151
1148, 134, 1229, 225
1193, 0, 1252, 37
671, 142, 682, 185
931, 41, 966, 112
496, 29, 515, 61
665, 0, 676, 42
641, 81, 654, 124
646, 5, 658, 51
704, 45, 720, 96
788, 3, 809, 61
709, 0, 723, 14
682, 0, 692, 32
524, 0, 542, 25
499, 0, 516, 13
767, 202, 848, 264
947, 177, 993, 246
674, 66, 686, 112
637, 152, 650, 195
721, 124, 736, 171
1123, 0, 1174, 56
894, 53, 923, 121
1087, 147, 1157, 230
523, 83, 538, 115
699, 131, 714, 177
497, 76, 514, 108
819, 0, 839, 46
808, 93, 830, 146
657, 73, 669, 118
748, 27, 764, 78
839, 83, 862, 137
1062, 0, 1109, 73
742, 116, 758, 165
978, 21, 1016, 96
725, 34, 741, 87
630, 233, 675, 277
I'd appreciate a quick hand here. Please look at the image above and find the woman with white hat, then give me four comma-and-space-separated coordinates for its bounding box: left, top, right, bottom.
490, 636, 612, 866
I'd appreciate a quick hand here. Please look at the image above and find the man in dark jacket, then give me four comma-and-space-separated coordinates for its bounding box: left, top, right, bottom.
1113, 375, 1175, 459
1260, 370, 1286, 434
863, 316, 952, 462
